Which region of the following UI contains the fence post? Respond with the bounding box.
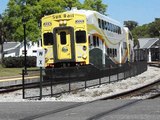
[129,65,131,78]
[109,74,111,83]
[84,67,87,89]
[85,78,87,89]
[51,68,53,97]
[69,71,71,93]
[99,78,101,86]
[39,67,43,100]
[123,66,125,79]
[22,69,25,99]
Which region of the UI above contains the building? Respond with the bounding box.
[137,38,160,62]
[2,41,41,57]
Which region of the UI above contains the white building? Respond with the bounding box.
[3,41,41,57]
[137,38,160,62]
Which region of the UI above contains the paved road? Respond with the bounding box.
[0,98,159,120]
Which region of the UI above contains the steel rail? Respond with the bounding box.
[147,93,160,99]
[101,78,160,100]
[86,79,160,120]
[19,78,160,120]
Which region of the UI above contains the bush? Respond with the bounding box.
[2,56,36,68]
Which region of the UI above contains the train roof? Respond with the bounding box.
[42,8,123,27]
[68,8,122,27]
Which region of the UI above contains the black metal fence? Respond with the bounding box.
[22,61,147,100]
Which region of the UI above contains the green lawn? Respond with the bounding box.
[0,64,38,77]
[0,64,23,77]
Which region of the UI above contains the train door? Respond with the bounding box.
[57,30,71,59]
[53,27,75,63]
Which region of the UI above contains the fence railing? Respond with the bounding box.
[22,61,147,100]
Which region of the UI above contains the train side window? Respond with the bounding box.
[98,18,101,28]
[43,33,53,45]
[76,30,86,43]
[115,49,117,57]
[102,20,105,30]
[118,27,121,34]
[106,22,109,31]
[116,26,118,33]
[112,24,114,32]
[88,36,91,45]
[109,23,111,31]
[93,36,96,47]
[104,21,107,30]
[110,48,112,57]
[113,49,115,57]
[97,37,99,46]
[107,48,109,55]
[60,31,66,44]
[111,24,113,32]
[113,25,116,33]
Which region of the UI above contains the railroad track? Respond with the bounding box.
[101,78,160,100]
[148,61,160,68]
[86,79,160,120]
[0,75,39,93]
[19,78,160,120]
[0,75,69,94]
[0,84,23,93]
[0,82,41,94]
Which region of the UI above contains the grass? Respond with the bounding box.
[0,64,38,77]
[0,64,23,77]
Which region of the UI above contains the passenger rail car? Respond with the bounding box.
[41,8,134,69]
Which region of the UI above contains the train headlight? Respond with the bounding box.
[59,20,67,25]
[44,48,48,54]
[82,54,87,59]
[83,46,87,51]
[63,20,67,25]
[59,20,63,25]
[62,46,68,52]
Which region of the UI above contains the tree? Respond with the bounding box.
[124,21,138,31]
[83,0,107,14]
[131,18,160,38]
[39,0,66,16]
[3,0,66,42]
[2,0,108,42]
[132,24,150,38]
[64,0,82,10]
[148,19,160,37]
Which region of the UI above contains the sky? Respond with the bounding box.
[0,0,8,14]
[0,0,160,25]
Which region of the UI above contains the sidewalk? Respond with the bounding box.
[0,75,22,81]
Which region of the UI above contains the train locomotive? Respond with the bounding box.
[41,8,134,78]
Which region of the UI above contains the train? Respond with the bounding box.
[41,8,134,70]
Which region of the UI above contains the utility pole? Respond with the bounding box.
[22,17,27,74]
[22,0,27,74]
[159,31,160,66]
[0,14,4,64]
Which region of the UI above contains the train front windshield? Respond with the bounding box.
[76,30,86,43]
[43,33,54,46]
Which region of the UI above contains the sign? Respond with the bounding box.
[36,49,45,67]
[43,22,52,27]
[75,20,84,24]
[52,13,74,20]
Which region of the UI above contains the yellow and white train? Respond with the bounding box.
[41,8,134,69]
